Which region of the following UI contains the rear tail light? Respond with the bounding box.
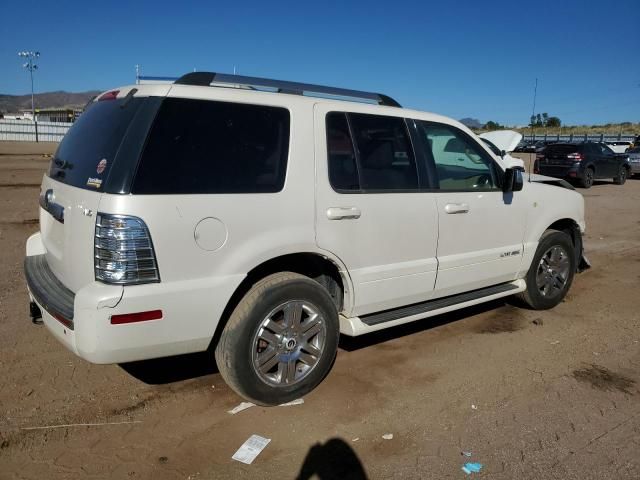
[533,160,540,174]
[535,153,545,161]
[94,213,160,285]
[567,152,583,162]
[98,90,119,101]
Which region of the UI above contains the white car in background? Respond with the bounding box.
[606,141,632,153]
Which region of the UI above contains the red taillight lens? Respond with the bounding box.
[536,153,545,161]
[98,90,120,101]
[110,310,163,325]
[533,160,540,174]
[567,152,583,162]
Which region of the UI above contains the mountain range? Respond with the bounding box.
[0,91,101,114]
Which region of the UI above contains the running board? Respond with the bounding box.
[339,280,525,336]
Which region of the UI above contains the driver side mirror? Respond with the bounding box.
[502,167,524,193]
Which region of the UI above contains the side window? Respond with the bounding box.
[417,122,497,190]
[349,113,419,191]
[597,143,613,155]
[132,98,290,194]
[326,112,359,191]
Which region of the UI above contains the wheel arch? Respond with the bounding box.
[544,218,584,272]
[208,251,352,351]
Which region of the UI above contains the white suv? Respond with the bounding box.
[25,72,588,405]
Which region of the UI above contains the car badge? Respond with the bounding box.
[96,158,107,174]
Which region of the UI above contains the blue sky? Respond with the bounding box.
[1,0,639,125]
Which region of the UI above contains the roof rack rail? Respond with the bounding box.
[174,72,401,108]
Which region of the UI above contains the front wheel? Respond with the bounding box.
[613,166,627,185]
[516,230,576,310]
[215,272,340,406]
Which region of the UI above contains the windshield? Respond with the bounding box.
[481,138,501,156]
[49,97,144,191]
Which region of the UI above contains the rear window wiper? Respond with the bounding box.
[52,157,73,170]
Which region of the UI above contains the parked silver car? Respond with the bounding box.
[627,146,640,176]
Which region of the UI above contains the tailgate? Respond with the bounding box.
[39,176,102,292]
[38,87,166,293]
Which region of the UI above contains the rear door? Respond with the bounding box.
[597,143,618,177]
[41,91,153,292]
[314,106,439,316]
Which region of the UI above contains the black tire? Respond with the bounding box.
[579,167,594,188]
[215,272,339,406]
[613,166,628,185]
[516,230,576,310]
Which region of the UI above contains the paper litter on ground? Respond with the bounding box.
[232,435,271,465]
[382,433,393,440]
[462,462,483,475]
[227,402,255,414]
[279,398,304,406]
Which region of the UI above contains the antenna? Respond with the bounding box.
[528,78,538,182]
[135,64,140,84]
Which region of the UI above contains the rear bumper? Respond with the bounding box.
[537,164,582,179]
[24,255,75,329]
[629,162,640,174]
[25,233,244,364]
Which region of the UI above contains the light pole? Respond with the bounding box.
[18,51,40,142]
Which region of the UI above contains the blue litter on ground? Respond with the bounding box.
[462,451,473,457]
[462,462,483,474]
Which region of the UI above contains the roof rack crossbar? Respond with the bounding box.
[174,72,401,107]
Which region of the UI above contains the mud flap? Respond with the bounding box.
[578,252,591,273]
[573,225,590,273]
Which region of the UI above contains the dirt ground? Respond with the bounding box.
[1,141,639,480]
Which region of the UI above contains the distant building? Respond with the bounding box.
[32,108,81,123]
[3,108,81,122]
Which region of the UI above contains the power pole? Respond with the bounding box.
[18,51,40,142]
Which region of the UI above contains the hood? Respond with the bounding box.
[479,130,523,153]
[527,173,575,190]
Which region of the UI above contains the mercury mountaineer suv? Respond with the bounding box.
[25,72,589,405]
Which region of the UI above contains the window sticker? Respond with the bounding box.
[86,177,102,188]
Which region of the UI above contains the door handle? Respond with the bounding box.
[327,207,361,220]
[444,203,470,214]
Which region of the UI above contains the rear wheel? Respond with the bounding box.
[580,167,594,188]
[613,166,628,185]
[516,230,576,310]
[215,272,339,406]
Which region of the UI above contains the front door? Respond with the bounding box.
[415,121,527,297]
[314,105,439,317]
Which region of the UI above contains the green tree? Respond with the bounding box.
[536,114,543,126]
[529,115,536,127]
[546,116,561,128]
[484,120,502,130]
[542,112,549,126]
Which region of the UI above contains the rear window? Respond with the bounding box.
[49,97,144,190]
[545,144,582,154]
[132,98,290,194]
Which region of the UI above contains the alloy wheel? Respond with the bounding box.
[252,301,326,386]
[536,246,571,298]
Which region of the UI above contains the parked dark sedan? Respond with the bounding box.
[534,142,631,188]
